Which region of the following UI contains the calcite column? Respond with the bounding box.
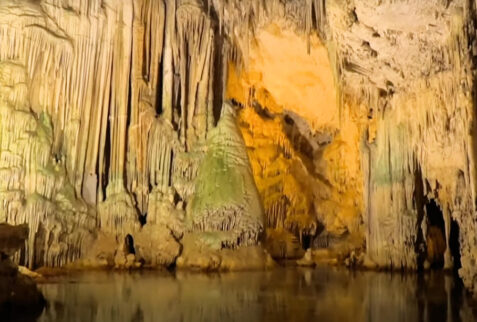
[175,0,215,150]
[127,0,166,215]
[98,0,142,235]
[108,1,133,190]
[162,0,176,123]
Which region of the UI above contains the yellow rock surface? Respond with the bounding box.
[227,22,365,246]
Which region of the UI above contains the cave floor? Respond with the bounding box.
[34,267,476,322]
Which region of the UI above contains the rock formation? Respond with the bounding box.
[0,224,45,319]
[1,0,477,294]
[187,102,263,247]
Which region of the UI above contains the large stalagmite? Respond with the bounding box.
[187,102,263,247]
[1,0,477,295]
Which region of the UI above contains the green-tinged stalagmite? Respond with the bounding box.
[187,101,264,248]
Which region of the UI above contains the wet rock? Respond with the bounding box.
[297,249,315,267]
[0,224,28,256]
[176,233,275,271]
[134,226,182,267]
[0,224,45,319]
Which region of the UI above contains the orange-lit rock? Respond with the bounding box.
[227,23,365,257]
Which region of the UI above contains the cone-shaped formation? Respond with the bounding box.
[188,102,264,247]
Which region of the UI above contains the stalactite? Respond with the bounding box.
[147,118,181,193]
[0,61,94,268]
[162,0,176,123]
[175,0,215,150]
[0,0,221,265]
[126,0,166,215]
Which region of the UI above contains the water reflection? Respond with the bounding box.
[36,267,477,322]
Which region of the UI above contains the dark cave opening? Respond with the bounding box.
[425,199,446,269]
[210,3,225,125]
[102,115,111,200]
[449,219,461,271]
[139,214,147,226]
[413,166,426,270]
[301,234,312,250]
[125,234,136,255]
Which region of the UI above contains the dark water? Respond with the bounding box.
[35,267,477,322]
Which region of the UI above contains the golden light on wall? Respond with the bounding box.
[227,22,365,257]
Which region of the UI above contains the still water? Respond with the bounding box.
[36,267,477,322]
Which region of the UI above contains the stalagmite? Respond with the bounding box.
[187,101,264,247]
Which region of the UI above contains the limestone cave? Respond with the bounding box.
[1,0,477,321]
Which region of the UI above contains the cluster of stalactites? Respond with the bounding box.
[190,206,263,248]
[0,62,94,268]
[358,7,476,270]
[0,0,334,266]
[0,0,223,237]
[126,0,166,216]
[209,0,327,67]
[174,0,217,150]
[122,0,219,225]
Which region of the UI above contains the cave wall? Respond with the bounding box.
[0,0,230,267]
[226,21,365,258]
[210,0,477,290]
[1,0,477,292]
[327,0,477,291]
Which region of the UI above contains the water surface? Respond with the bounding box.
[36,267,477,322]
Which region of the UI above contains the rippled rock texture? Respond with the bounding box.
[1,0,477,294]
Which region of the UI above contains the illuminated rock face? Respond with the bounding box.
[220,0,477,294]
[327,1,475,284]
[0,0,260,270]
[1,0,477,293]
[227,22,364,259]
